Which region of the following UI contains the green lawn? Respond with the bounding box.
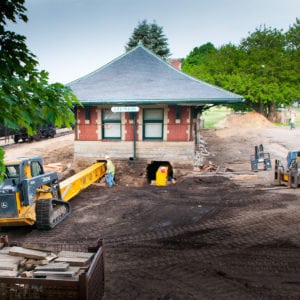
[201,106,232,129]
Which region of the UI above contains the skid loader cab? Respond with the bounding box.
[0,156,106,229]
[4,156,44,179]
[287,151,300,170]
[0,156,62,227]
[275,151,300,188]
[2,156,50,203]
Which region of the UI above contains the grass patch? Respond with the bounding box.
[202,106,232,129]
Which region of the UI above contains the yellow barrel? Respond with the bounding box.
[296,156,300,170]
[283,173,289,182]
[156,166,169,186]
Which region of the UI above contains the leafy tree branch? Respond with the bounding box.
[0,0,80,181]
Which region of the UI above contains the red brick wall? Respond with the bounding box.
[169,59,182,70]
[124,112,133,141]
[77,107,98,141]
[76,107,85,125]
[167,106,190,141]
[124,112,140,141]
[76,106,193,142]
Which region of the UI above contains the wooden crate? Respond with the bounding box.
[0,240,104,300]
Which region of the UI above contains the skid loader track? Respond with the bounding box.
[35,199,71,230]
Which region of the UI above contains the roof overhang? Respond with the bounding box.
[75,98,244,107]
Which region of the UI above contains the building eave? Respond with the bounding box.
[75,97,244,107]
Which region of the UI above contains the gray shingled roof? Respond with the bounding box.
[68,45,243,105]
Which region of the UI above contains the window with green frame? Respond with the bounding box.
[102,109,121,139]
[143,108,164,140]
[84,107,91,121]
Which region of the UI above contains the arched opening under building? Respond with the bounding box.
[146,161,174,184]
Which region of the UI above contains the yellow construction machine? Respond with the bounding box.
[0,156,106,229]
[275,151,300,188]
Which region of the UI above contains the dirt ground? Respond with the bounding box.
[2,113,300,299]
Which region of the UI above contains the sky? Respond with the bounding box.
[7,0,300,84]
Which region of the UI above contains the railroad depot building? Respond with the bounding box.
[68,45,243,167]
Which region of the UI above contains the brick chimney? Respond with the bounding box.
[169,59,182,70]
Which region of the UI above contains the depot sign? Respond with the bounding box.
[111,106,139,113]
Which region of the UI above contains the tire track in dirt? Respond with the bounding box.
[102,188,300,299]
[3,126,300,299]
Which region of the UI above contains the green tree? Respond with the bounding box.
[285,18,300,100]
[238,25,289,118]
[125,20,171,59]
[182,42,216,72]
[182,22,300,120]
[286,18,300,51]
[0,0,80,180]
[182,42,216,83]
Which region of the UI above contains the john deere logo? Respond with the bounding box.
[1,201,8,209]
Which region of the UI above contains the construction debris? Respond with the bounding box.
[9,246,51,260]
[43,162,66,173]
[200,161,219,172]
[35,262,70,271]
[55,256,91,266]
[0,245,94,279]
[33,267,81,278]
[197,161,232,173]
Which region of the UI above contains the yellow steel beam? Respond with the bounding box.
[59,162,106,202]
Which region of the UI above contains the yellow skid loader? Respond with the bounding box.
[0,156,106,229]
[275,151,300,188]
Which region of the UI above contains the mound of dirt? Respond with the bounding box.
[216,111,275,129]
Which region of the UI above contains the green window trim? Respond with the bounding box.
[143,108,164,140]
[176,106,181,120]
[84,107,91,121]
[102,109,121,140]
